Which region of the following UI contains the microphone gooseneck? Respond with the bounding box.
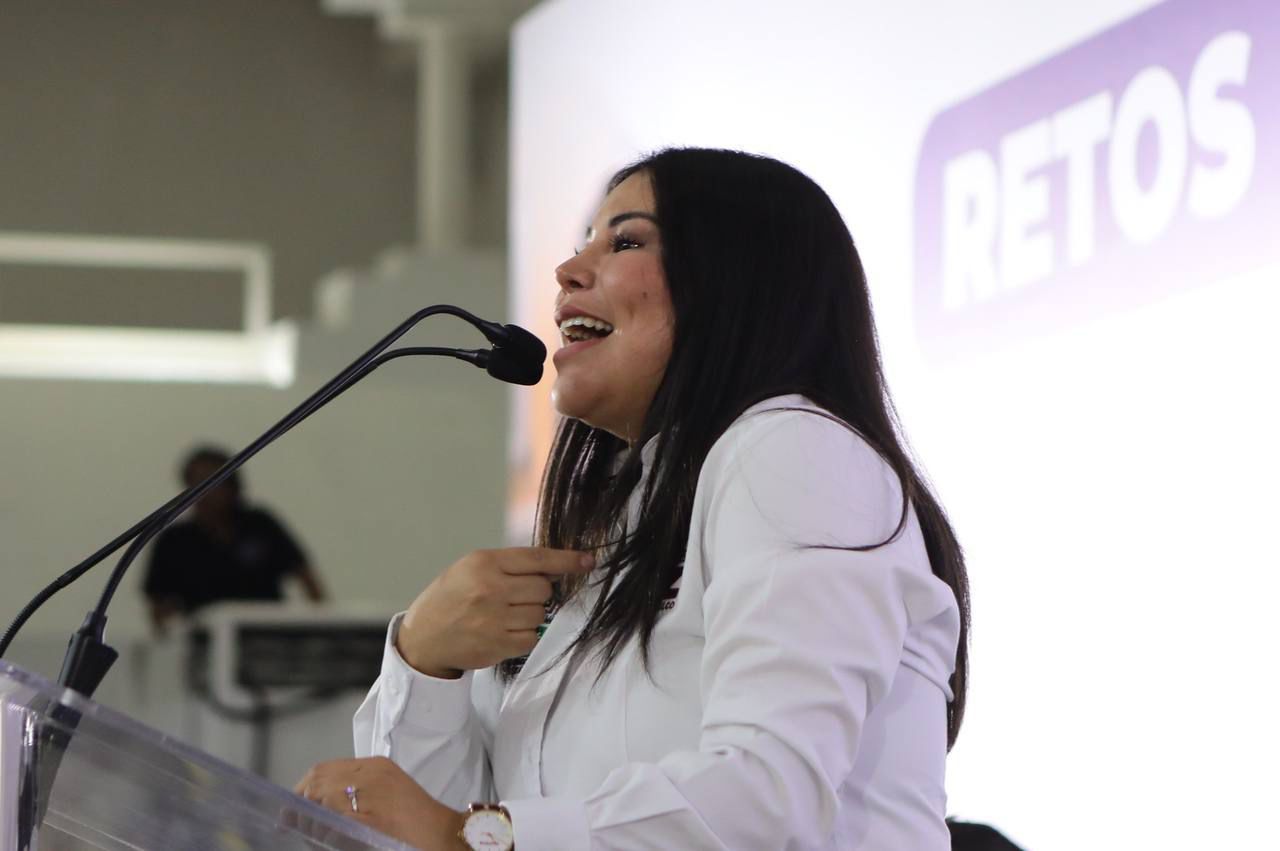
[0,306,546,697]
[3,306,544,849]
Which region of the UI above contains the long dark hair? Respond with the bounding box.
[527,148,969,747]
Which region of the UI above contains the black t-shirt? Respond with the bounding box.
[142,507,307,613]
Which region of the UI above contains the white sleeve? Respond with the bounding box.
[353,613,501,809]
[500,411,959,851]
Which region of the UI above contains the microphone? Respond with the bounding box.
[440,314,545,386]
[0,305,547,698]
[4,306,546,849]
[471,319,548,364]
[484,343,545,386]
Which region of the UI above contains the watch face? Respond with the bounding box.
[462,810,514,850]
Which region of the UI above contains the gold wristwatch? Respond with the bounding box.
[458,803,514,850]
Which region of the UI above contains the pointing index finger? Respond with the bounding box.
[497,547,595,576]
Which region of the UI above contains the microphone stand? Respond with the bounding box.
[0,304,534,685]
[59,344,484,697]
[2,305,543,850]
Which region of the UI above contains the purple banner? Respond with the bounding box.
[913,0,1280,358]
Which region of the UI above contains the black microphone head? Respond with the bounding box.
[485,346,544,386]
[472,317,547,364]
[499,324,547,364]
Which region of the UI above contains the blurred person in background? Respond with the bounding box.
[298,148,970,850]
[142,445,326,635]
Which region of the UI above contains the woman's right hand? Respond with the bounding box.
[394,547,595,679]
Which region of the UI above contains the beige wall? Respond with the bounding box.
[0,1,528,791]
[0,0,417,326]
[0,1,518,674]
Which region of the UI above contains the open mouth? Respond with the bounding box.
[558,315,615,343]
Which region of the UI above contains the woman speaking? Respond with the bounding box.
[298,148,970,850]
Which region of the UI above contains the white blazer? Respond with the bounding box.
[354,396,961,850]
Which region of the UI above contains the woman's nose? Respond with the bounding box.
[555,252,594,292]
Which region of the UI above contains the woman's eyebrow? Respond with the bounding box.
[608,211,659,228]
[585,211,660,239]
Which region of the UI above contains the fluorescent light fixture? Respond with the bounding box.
[0,323,297,387]
[0,232,296,386]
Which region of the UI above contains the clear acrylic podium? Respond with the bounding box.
[0,662,414,851]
